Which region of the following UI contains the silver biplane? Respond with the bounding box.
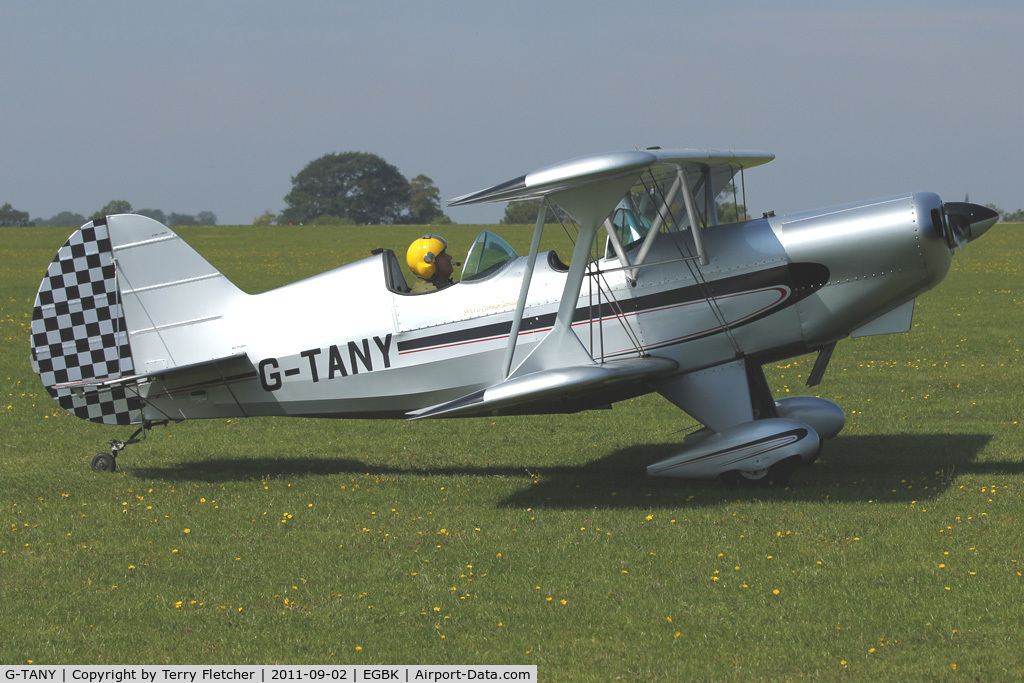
[30,148,997,484]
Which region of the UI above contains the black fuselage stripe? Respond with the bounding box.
[396,262,829,354]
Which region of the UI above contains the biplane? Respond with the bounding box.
[30,148,997,484]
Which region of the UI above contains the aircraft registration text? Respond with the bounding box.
[258,335,393,392]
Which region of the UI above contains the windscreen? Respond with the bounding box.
[461,230,519,282]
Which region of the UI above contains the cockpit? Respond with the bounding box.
[380,229,567,295]
[459,229,569,282]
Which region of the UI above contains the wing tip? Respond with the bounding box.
[448,175,528,207]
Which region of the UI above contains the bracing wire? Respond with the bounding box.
[549,197,645,361]
[638,170,743,358]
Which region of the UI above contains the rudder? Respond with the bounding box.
[31,219,140,424]
[30,214,245,425]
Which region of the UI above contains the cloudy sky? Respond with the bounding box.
[3,1,1021,225]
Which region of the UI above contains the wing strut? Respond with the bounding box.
[679,167,710,266]
[602,218,634,284]
[502,203,548,378]
[631,169,685,278]
[506,174,641,379]
[627,166,712,271]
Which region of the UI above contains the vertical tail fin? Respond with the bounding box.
[30,214,245,424]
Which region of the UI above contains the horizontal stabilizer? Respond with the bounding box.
[51,352,248,391]
[408,356,677,419]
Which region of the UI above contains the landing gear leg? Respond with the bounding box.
[90,420,171,473]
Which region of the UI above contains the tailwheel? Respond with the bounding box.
[91,452,117,473]
[88,419,172,473]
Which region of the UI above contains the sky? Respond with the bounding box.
[3,0,1022,225]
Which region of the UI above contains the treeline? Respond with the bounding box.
[0,200,217,227]
[9,153,1024,229]
[1,151,447,228]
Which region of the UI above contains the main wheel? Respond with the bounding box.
[721,456,796,488]
[91,452,117,473]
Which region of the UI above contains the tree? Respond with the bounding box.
[167,212,198,227]
[196,211,218,226]
[715,182,750,223]
[136,208,167,223]
[715,200,749,223]
[91,200,133,222]
[37,210,86,227]
[253,210,277,226]
[501,198,567,225]
[280,152,412,225]
[408,174,444,224]
[0,203,31,227]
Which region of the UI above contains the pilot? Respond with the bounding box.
[407,234,454,293]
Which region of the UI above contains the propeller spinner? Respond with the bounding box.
[943,202,999,247]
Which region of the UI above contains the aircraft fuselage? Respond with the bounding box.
[135,192,951,423]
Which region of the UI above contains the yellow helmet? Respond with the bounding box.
[406,234,448,279]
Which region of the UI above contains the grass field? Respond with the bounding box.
[1,222,1022,679]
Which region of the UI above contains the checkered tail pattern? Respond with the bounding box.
[30,219,143,425]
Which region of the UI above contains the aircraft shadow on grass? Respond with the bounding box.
[130,432,1009,509]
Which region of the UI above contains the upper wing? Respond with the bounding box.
[449,148,774,210]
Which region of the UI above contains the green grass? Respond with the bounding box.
[1,223,1022,679]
